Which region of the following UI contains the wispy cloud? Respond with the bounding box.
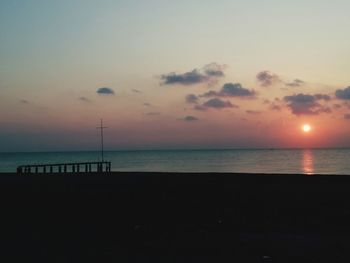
[183,115,199,122]
[270,104,282,111]
[145,112,161,116]
[160,63,225,86]
[201,83,255,98]
[185,94,199,104]
[264,98,283,111]
[286,79,305,87]
[20,99,29,104]
[246,110,261,115]
[195,98,238,111]
[257,71,306,88]
[257,71,281,87]
[78,97,92,103]
[333,103,342,109]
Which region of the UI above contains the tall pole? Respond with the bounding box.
[101,119,104,162]
[96,119,108,162]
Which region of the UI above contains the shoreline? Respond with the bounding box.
[1,171,350,183]
[1,171,350,175]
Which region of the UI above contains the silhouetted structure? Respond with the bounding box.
[96,119,108,162]
[17,161,111,174]
[16,120,113,174]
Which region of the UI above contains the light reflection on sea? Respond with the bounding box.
[302,150,314,175]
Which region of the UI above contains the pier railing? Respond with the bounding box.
[17,161,112,174]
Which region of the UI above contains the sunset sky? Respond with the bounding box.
[1,0,350,152]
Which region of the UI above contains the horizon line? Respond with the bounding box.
[2,147,350,154]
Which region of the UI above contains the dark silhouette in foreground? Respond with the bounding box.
[17,161,111,174]
[1,172,350,262]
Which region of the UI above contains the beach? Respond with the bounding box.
[1,172,350,262]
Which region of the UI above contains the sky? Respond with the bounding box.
[1,0,350,152]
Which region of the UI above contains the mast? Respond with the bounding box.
[96,119,108,162]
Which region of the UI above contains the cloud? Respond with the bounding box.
[246,110,261,115]
[283,93,332,115]
[257,71,306,88]
[194,105,207,111]
[257,71,281,87]
[203,98,235,109]
[160,63,225,86]
[97,87,115,95]
[335,87,350,100]
[161,70,204,85]
[195,98,238,111]
[286,79,305,87]
[202,83,255,98]
[270,104,282,111]
[146,112,161,116]
[78,97,91,103]
[333,103,342,109]
[264,98,283,111]
[186,94,199,104]
[183,116,199,122]
[202,63,226,77]
[317,107,332,114]
[314,94,331,101]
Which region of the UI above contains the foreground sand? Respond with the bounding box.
[1,172,350,262]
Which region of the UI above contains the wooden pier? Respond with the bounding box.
[17,161,112,174]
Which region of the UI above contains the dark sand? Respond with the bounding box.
[1,172,350,262]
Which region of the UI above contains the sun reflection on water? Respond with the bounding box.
[302,149,314,175]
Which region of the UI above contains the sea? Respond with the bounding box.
[0,148,350,174]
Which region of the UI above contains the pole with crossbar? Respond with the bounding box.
[96,119,108,162]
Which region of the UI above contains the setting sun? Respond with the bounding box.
[302,124,312,133]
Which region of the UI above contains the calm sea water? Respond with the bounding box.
[1,149,350,174]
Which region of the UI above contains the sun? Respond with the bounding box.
[302,124,311,133]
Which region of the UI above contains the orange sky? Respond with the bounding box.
[1,1,350,151]
[1,67,350,152]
